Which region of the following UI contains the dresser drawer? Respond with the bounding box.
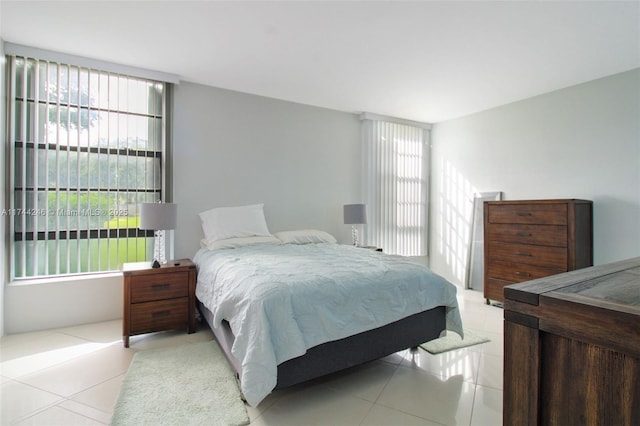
[130,272,189,303]
[487,260,566,283]
[487,241,568,269]
[486,224,567,247]
[485,277,514,302]
[130,298,188,334]
[487,203,567,225]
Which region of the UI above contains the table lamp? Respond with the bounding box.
[343,204,367,246]
[139,202,177,268]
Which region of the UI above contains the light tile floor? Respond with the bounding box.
[1,289,503,425]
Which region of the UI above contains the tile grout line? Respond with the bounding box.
[57,398,113,425]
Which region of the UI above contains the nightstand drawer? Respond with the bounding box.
[130,272,189,303]
[130,298,188,334]
[487,203,568,225]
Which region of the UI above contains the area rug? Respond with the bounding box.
[420,329,490,354]
[111,341,249,426]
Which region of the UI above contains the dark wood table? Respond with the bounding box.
[503,257,640,425]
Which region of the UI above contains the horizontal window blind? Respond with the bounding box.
[363,118,429,256]
[8,55,165,278]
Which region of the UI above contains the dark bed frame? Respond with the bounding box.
[197,299,446,391]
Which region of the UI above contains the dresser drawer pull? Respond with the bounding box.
[516,212,532,217]
[152,310,171,318]
[515,252,532,257]
[515,272,531,277]
[152,284,171,291]
[516,232,532,237]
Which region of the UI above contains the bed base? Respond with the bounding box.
[197,299,446,391]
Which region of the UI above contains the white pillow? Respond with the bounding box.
[274,229,337,244]
[199,204,272,242]
[200,235,281,250]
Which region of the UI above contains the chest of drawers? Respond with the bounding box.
[122,259,197,347]
[483,199,593,304]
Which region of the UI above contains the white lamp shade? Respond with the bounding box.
[344,204,367,225]
[139,203,177,230]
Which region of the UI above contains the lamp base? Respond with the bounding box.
[153,230,167,267]
[351,225,360,247]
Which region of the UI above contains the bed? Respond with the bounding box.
[193,236,463,407]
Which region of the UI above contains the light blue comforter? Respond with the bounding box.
[194,243,462,406]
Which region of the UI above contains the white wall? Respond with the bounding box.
[4,274,123,334]
[429,69,640,286]
[172,82,362,259]
[1,39,6,336]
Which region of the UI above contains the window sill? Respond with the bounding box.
[9,271,123,287]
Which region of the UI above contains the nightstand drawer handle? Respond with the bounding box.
[515,252,532,257]
[515,271,531,277]
[516,232,532,237]
[152,310,171,318]
[516,212,532,217]
[152,284,171,291]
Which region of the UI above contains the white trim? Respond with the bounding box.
[360,112,432,130]
[9,270,122,287]
[4,42,180,83]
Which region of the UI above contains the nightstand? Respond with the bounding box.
[358,245,383,252]
[122,259,197,347]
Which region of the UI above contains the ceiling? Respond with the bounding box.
[1,1,639,123]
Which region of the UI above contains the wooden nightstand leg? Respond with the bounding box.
[187,268,197,334]
[124,335,130,348]
[187,310,196,334]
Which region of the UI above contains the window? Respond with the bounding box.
[362,114,430,256]
[7,55,166,279]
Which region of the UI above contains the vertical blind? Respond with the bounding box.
[8,55,165,278]
[362,118,430,256]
